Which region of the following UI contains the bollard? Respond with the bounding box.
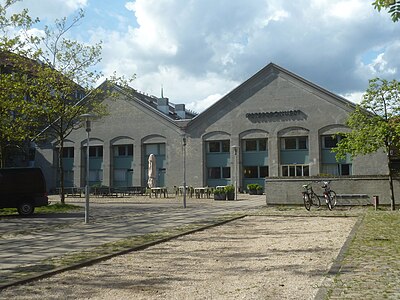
[372,195,379,210]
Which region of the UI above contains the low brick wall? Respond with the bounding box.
[265,176,400,206]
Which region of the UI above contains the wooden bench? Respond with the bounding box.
[117,186,146,196]
[335,194,370,206]
[92,187,120,197]
[56,187,83,197]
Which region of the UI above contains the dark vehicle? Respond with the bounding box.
[0,168,48,216]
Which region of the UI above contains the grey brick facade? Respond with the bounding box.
[35,63,390,194]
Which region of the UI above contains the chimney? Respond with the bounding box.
[157,97,169,114]
[175,104,186,119]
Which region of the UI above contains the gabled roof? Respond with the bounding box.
[112,83,197,121]
[187,62,357,127]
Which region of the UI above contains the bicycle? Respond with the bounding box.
[302,182,321,211]
[321,181,337,210]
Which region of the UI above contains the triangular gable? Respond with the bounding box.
[187,63,357,129]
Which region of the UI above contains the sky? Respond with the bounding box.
[7,0,400,113]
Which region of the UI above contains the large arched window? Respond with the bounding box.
[319,125,352,176]
[240,129,269,189]
[203,131,231,187]
[111,137,134,187]
[278,127,309,177]
[142,135,167,187]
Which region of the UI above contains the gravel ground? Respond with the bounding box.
[0,215,357,300]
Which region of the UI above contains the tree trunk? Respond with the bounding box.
[0,143,5,168]
[388,163,396,211]
[387,148,396,211]
[58,141,65,204]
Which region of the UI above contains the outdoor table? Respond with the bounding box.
[178,186,189,195]
[194,187,210,198]
[150,187,168,198]
[178,186,194,197]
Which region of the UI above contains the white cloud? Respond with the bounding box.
[187,94,224,113]
[340,92,364,104]
[8,0,400,113]
[328,0,366,20]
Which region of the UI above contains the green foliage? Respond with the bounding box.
[247,183,262,191]
[0,3,133,198]
[224,185,235,193]
[0,203,81,215]
[214,187,226,195]
[334,78,400,160]
[328,210,400,297]
[333,78,400,210]
[373,0,400,22]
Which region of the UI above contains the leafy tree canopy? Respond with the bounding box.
[373,0,400,22]
[334,78,400,210]
[334,78,400,159]
[0,1,133,202]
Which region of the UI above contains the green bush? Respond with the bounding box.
[224,185,235,193]
[214,187,225,195]
[247,183,261,191]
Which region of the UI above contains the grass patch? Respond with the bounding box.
[36,203,81,213]
[0,203,81,216]
[328,209,400,298]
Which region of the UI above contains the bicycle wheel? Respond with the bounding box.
[326,192,335,210]
[328,190,337,209]
[310,192,321,208]
[303,193,311,211]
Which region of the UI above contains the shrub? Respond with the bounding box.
[247,183,261,191]
[224,185,235,193]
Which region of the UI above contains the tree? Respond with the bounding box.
[334,78,400,211]
[1,2,133,203]
[24,10,108,204]
[0,1,42,167]
[373,0,400,22]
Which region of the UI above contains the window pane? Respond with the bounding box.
[114,169,126,181]
[63,170,73,181]
[245,140,257,151]
[127,144,133,156]
[222,167,231,178]
[243,166,258,178]
[62,147,74,158]
[341,164,351,175]
[303,165,309,176]
[97,146,103,157]
[296,165,302,176]
[208,141,220,152]
[321,164,339,176]
[324,136,338,148]
[89,170,98,181]
[89,147,97,157]
[159,144,165,155]
[146,144,158,155]
[118,145,126,156]
[221,140,230,152]
[259,139,267,151]
[282,166,288,176]
[259,166,268,177]
[208,167,220,179]
[284,138,297,150]
[298,137,307,149]
[62,147,68,158]
[289,166,295,176]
